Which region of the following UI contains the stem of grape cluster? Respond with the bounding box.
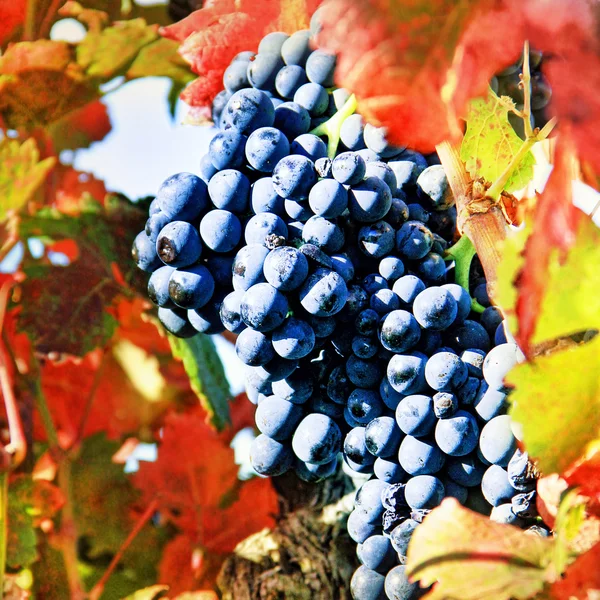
[309,94,358,158]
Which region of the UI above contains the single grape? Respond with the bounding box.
[245,127,290,172]
[479,415,517,467]
[386,352,427,395]
[299,268,348,316]
[156,172,208,221]
[292,413,342,464]
[168,264,215,309]
[395,395,436,437]
[250,433,294,476]
[255,396,303,440]
[156,221,202,268]
[434,410,479,456]
[404,475,445,510]
[235,328,275,366]
[199,210,242,253]
[272,317,315,359]
[148,265,176,307]
[293,82,329,116]
[272,154,317,199]
[398,436,445,476]
[208,129,247,170]
[240,283,289,332]
[273,101,311,139]
[290,133,328,161]
[158,307,196,338]
[395,221,434,260]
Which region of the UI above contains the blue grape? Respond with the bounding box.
[272,317,315,359]
[358,221,395,258]
[365,416,402,458]
[473,283,490,307]
[299,268,348,316]
[442,477,468,504]
[245,368,273,397]
[404,475,445,509]
[348,177,393,223]
[464,487,492,516]
[483,343,524,391]
[344,427,376,467]
[156,172,208,221]
[295,456,338,482]
[416,165,453,210]
[386,196,410,227]
[424,351,468,391]
[293,82,329,116]
[490,503,523,526]
[221,88,275,135]
[240,283,288,332]
[290,133,328,161]
[481,306,504,335]
[286,220,304,242]
[392,275,426,307]
[495,322,509,345]
[255,396,303,440]
[244,213,288,246]
[355,479,389,522]
[148,197,160,216]
[347,388,384,424]
[374,457,407,484]
[387,160,419,192]
[223,59,250,94]
[352,335,378,359]
[251,177,284,215]
[435,410,479,456]
[208,129,247,170]
[479,415,517,467]
[415,252,446,283]
[415,330,443,356]
[248,130,291,174]
[395,395,436,437]
[187,293,226,335]
[158,307,196,338]
[263,246,309,291]
[447,319,491,352]
[365,161,398,195]
[386,352,427,395]
[363,274,388,295]
[250,433,294,476]
[332,151,366,185]
[379,256,405,284]
[208,169,250,213]
[380,377,404,410]
[389,520,418,558]
[407,203,430,223]
[272,372,313,404]
[445,454,486,487]
[356,148,381,163]
[379,310,421,353]
[395,221,434,260]
[247,52,284,92]
[364,123,404,158]
[281,29,312,66]
[156,221,202,268]
[132,231,162,272]
[235,328,274,366]
[341,285,369,320]
[384,565,417,599]
[370,289,400,314]
[199,153,218,184]
[412,286,458,331]
[232,244,270,291]
[168,264,215,309]
[302,216,345,252]
[199,210,241,253]
[432,391,458,419]
[305,49,336,86]
[292,413,342,464]
[460,348,486,377]
[273,102,311,139]
[355,308,379,337]
[272,155,317,199]
[511,490,537,519]
[148,265,175,307]
[315,156,333,178]
[481,464,515,506]
[457,376,480,406]
[507,449,536,492]
[326,365,351,404]
[284,198,312,221]
[275,64,308,98]
[358,535,396,573]
[340,114,366,150]
[346,356,382,388]
[398,436,445,476]
[258,31,289,54]
[219,290,246,334]
[211,89,230,127]
[348,510,382,544]
[145,211,171,243]
[300,243,334,269]
[307,314,337,338]
[330,253,355,282]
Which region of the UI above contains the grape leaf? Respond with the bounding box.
[406,498,556,600]
[161,0,319,110]
[460,89,535,192]
[507,335,600,476]
[0,0,26,46]
[550,542,600,600]
[133,407,278,553]
[126,37,194,84]
[76,18,159,79]
[167,334,231,431]
[121,587,169,600]
[564,444,600,510]
[0,139,56,221]
[47,101,112,153]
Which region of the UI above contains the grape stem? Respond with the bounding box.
[444,235,486,313]
[309,94,358,158]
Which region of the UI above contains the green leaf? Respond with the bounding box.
[508,334,600,476]
[121,586,169,600]
[6,478,37,569]
[76,18,159,79]
[460,88,535,192]
[126,37,193,85]
[168,334,232,431]
[0,139,56,220]
[406,499,556,600]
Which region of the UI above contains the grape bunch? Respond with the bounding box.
[132,21,546,600]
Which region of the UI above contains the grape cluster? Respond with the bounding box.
[132,23,547,600]
[492,48,552,139]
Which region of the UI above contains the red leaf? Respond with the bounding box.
[0,1,26,46]
[514,135,580,353]
[133,407,277,553]
[550,542,600,600]
[161,0,319,111]
[564,447,600,511]
[51,165,108,211]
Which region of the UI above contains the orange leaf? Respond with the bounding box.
[161,0,319,110]
[565,447,600,512]
[134,407,277,553]
[550,542,600,600]
[0,1,26,46]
